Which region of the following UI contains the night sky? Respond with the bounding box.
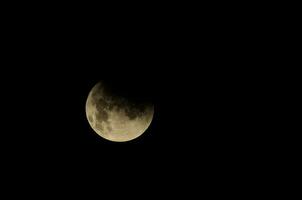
[2,51,256,182]
[0,8,269,196]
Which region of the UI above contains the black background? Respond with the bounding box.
[0,4,277,196]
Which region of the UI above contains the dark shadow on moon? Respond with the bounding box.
[124,104,152,120]
[92,82,153,121]
[86,80,154,142]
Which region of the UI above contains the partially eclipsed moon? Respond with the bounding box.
[86,81,154,142]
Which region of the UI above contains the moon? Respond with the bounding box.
[86,81,154,142]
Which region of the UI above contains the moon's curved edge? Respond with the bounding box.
[85,82,155,142]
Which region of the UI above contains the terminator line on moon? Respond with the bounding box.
[86,81,154,142]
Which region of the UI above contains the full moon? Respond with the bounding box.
[86,81,154,142]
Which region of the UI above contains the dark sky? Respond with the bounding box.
[0,8,271,196]
[2,48,257,177]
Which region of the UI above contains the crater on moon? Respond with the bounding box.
[86,81,154,142]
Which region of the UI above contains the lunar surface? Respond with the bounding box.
[86,81,154,142]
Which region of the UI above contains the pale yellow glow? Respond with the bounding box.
[86,82,154,142]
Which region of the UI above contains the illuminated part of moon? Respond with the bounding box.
[86,82,154,142]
